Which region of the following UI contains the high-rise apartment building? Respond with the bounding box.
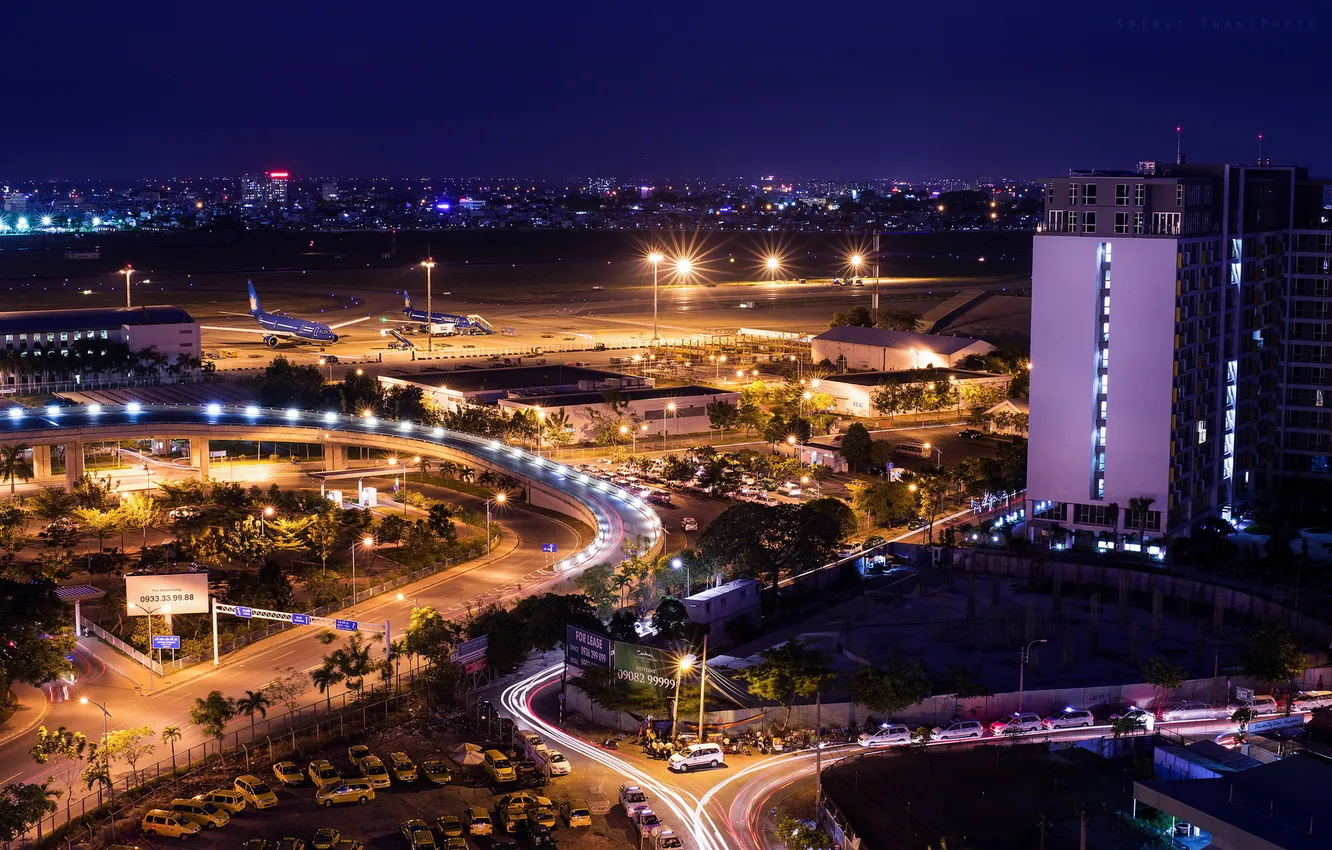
[1026,162,1328,547]
[240,171,289,207]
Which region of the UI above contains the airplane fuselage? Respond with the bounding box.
[253,310,339,344]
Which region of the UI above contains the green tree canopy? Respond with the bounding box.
[849,660,933,715]
[734,639,833,728]
[189,691,236,743]
[839,423,873,470]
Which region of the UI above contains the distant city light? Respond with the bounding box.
[91,217,101,226]
[39,216,52,226]
[436,203,450,210]
[675,258,693,275]
[15,218,28,231]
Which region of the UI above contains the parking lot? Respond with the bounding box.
[126,722,637,850]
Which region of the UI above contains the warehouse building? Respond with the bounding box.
[812,326,995,372]
[819,368,1011,417]
[378,364,649,413]
[0,305,201,390]
[498,384,740,442]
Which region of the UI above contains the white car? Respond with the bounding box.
[857,724,912,748]
[680,517,699,532]
[1107,706,1156,731]
[1241,695,1279,715]
[1041,708,1095,730]
[618,783,650,815]
[931,720,983,740]
[1291,690,1332,710]
[667,742,726,772]
[540,750,571,776]
[1158,701,1233,722]
[632,809,666,839]
[778,483,803,498]
[989,712,1043,735]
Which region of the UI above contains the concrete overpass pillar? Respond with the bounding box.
[190,438,210,481]
[325,443,348,472]
[31,445,52,480]
[63,442,84,489]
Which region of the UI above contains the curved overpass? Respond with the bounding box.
[0,402,662,572]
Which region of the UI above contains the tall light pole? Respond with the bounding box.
[670,653,697,741]
[922,442,943,469]
[351,535,374,612]
[485,492,506,561]
[648,252,664,343]
[665,402,676,443]
[79,697,115,838]
[765,255,782,280]
[129,602,170,691]
[121,265,134,309]
[421,258,437,353]
[849,253,864,285]
[260,505,274,535]
[1018,638,1048,710]
[672,557,689,596]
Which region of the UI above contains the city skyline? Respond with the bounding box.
[5,1,1325,179]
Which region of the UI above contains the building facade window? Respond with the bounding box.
[1083,211,1097,233]
[1134,184,1145,206]
[1114,212,1129,233]
[1115,184,1129,206]
[1083,184,1098,205]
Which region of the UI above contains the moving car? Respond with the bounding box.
[421,758,452,785]
[1242,695,1279,714]
[989,712,1044,735]
[667,742,726,772]
[1107,706,1156,731]
[315,780,375,807]
[234,775,278,809]
[141,809,203,839]
[958,429,983,439]
[309,760,342,789]
[168,799,230,829]
[347,745,372,769]
[632,809,665,839]
[931,720,984,740]
[1158,701,1233,722]
[463,806,494,836]
[311,829,341,850]
[1292,690,1332,710]
[389,752,418,782]
[857,724,912,747]
[272,761,304,786]
[192,789,246,813]
[435,814,464,838]
[359,755,391,788]
[1042,708,1095,730]
[653,830,685,850]
[618,783,650,814]
[561,799,591,828]
[401,819,436,850]
[680,517,699,532]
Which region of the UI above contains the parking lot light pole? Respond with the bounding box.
[1018,638,1048,710]
[486,493,507,561]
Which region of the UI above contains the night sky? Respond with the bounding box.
[8,1,1327,179]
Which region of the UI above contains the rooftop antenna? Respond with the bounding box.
[1175,126,1182,165]
[1257,133,1264,165]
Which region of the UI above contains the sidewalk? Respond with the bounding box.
[0,684,51,746]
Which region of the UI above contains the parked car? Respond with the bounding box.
[1291,690,1332,710]
[315,781,374,807]
[347,745,372,769]
[561,800,592,828]
[1158,701,1233,722]
[272,761,304,786]
[400,820,436,850]
[168,799,230,829]
[311,829,341,850]
[989,712,1044,735]
[234,775,278,809]
[1241,694,1279,715]
[539,749,571,776]
[668,742,726,772]
[309,760,342,789]
[141,809,203,839]
[653,830,685,850]
[421,758,452,785]
[435,815,464,838]
[192,789,247,814]
[932,720,984,740]
[857,724,912,748]
[388,752,418,782]
[1107,706,1156,731]
[463,806,493,836]
[633,809,666,839]
[618,783,650,814]
[359,755,391,788]
[1042,708,1096,730]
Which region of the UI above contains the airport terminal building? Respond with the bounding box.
[0,305,201,390]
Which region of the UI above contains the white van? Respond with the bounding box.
[1242,695,1279,715]
[931,720,984,740]
[895,441,930,458]
[857,724,912,748]
[668,742,726,772]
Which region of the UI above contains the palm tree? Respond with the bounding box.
[458,465,475,483]
[235,689,271,738]
[477,470,497,487]
[0,445,33,496]
[1128,496,1156,548]
[330,634,375,693]
[161,725,182,773]
[310,663,344,710]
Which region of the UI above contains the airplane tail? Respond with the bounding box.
[247,280,261,315]
[402,291,413,313]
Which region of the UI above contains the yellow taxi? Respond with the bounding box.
[272,760,304,787]
[526,803,557,829]
[560,799,591,828]
[388,752,418,782]
[310,828,341,850]
[192,789,247,814]
[421,758,452,785]
[462,806,493,836]
[141,809,203,839]
[434,814,463,838]
[308,760,342,789]
[315,780,375,807]
[168,798,230,829]
[441,839,467,850]
[359,755,391,788]
[400,819,436,850]
[234,774,279,809]
[346,744,372,769]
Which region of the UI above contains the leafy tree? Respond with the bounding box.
[0,505,25,552]
[98,726,155,786]
[1110,714,1146,739]
[28,726,88,815]
[265,668,307,722]
[384,384,440,425]
[328,634,378,692]
[116,492,159,549]
[1142,656,1188,707]
[464,605,527,671]
[235,689,271,737]
[72,507,121,554]
[706,399,739,432]
[849,660,932,715]
[340,369,384,414]
[762,414,789,446]
[805,497,857,538]
[697,503,839,586]
[253,355,336,409]
[427,503,456,541]
[829,306,873,328]
[404,605,463,663]
[189,690,237,746]
[310,663,344,710]
[0,446,33,496]
[939,663,991,709]
[839,423,873,471]
[228,559,294,610]
[875,307,921,332]
[511,593,601,652]
[774,810,834,850]
[161,725,182,773]
[735,639,833,729]
[607,609,639,642]
[540,408,574,448]
[652,596,690,640]
[0,578,76,697]
[70,473,117,510]
[1238,624,1306,708]
[28,487,75,523]
[377,513,407,544]
[223,516,275,567]
[0,782,58,843]
[574,562,617,618]
[868,439,896,471]
[304,511,342,574]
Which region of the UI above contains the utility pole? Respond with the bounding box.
[872,230,880,316]
[814,689,823,814]
[1037,814,1048,850]
[697,636,708,742]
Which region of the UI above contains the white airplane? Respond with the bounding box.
[201,282,374,348]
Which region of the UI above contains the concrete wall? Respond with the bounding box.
[125,322,202,361]
[812,339,993,372]
[499,390,740,442]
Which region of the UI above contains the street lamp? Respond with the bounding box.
[260,505,274,535]
[351,536,375,612]
[120,265,134,309]
[318,357,334,380]
[922,442,943,469]
[78,697,115,836]
[787,434,803,466]
[129,602,170,691]
[1018,639,1048,711]
[672,557,689,596]
[665,402,677,441]
[647,252,664,343]
[670,653,697,741]
[421,258,437,353]
[848,253,864,283]
[765,255,782,279]
[485,493,507,561]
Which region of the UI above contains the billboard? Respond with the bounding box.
[565,625,612,671]
[613,641,683,692]
[124,572,209,615]
[451,635,489,665]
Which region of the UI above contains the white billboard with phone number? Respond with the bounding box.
[124,573,209,615]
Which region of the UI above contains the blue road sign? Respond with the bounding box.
[152,635,181,650]
[235,606,253,618]
[541,543,558,553]
[335,619,358,631]
[63,654,75,661]
[291,613,311,626]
